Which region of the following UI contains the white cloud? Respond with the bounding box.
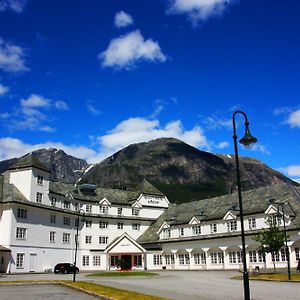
[248,143,270,155]
[87,102,101,116]
[3,93,69,132]
[21,94,51,108]
[99,30,167,70]
[0,137,96,161]
[54,100,69,110]
[167,0,236,25]
[203,115,231,130]
[96,117,211,161]
[0,83,9,96]
[0,0,27,13]
[0,37,28,72]
[114,11,134,28]
[280,165,300,177]
[216,141,229,149]
[286,109,300,128]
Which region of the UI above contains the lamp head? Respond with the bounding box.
[239,122,257,147]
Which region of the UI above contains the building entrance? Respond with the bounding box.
[120,255,132,270]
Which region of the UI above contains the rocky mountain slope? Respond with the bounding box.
[0,148,89,183]
[78,138,298,203]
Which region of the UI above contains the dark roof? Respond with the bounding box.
[135,179,165,196]
[1,181,29,203]
[9,153,50,172]
[48,179,166,205]
[138,183,300,244]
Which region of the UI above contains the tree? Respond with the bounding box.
[254,218,286,273]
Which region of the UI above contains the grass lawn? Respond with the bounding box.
[250,273,300,281]
[86,271,158,277]
[63,281,169,300]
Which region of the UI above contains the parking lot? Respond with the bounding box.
[1,270,300,300]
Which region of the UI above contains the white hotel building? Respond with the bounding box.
[0,154,300,273]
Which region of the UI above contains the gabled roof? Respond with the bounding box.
[9,153,50,173]
[138,183,300,245]
[0,245,10,252]
[135,179,165,196]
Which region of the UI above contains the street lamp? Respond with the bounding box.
[232,110,257,300]
[276,202,291,280]
[73,209,85,282]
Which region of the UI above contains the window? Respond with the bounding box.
[63,200,71,210]
[85,235,92,244]
[99,221,108,229]
[86,204,92,213]
[51,197,57,207]
[82,255,89,266]
[50,231,56,243]
[16,227,27,239]
[117,207,123,216]
[36,192,43,203]
[50,214,56,224]
[229,251,243,264]
[163,228,171,238]
[37,175,43,185]
[258,250,266,263]
[280,248,288,262]
[63,217,71,226]
[192,225,201,235]
[16,253,24,268]
[210,223,217,233]
[132,207,140,216]
[295,247,300,261]
[93,256,101,266]
[99,236,108,244]
[62,233,70,243]
[179,254,190,265]
[132,223,140,231]
[99,205,108,214]
[249,250,257,263]
[165,254,175,265]
[268,215,282,226]
[248,218,256,229]
[85,220,92,228]
[117,222,123,230]
[74,202,79,211]
[179,228,184,237]
[153,254,162,265]
[133,255,142,266]
[211,252,224,264]
[111,256,119,267]
[194,253,206,265]
[17,208,27,219]
[227,220,237,232]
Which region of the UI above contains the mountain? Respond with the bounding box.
[0,148,89,183]
[78,138,298,204]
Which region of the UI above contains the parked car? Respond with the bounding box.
[54,263,79,274]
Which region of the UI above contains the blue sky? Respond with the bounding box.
[0,0,300,182]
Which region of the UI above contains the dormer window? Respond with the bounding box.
[37,175,44,185]
[132,207,140,216]
[179,228,184,237]
[268,215,282,226]
[99,205,108,215]
[248,218,256,229]
[118,207,123,216]
[51,197,57,207]
[163,228,171,238]
[192,225,201,235]
[86,204,92,213]
[227,220,237,232]
[63,200,71,210]
[210,223,217,233]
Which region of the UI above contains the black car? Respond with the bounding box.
[54,263,79,274]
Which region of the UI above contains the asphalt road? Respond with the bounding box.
[1,271,300,300]
[0,284,97,300]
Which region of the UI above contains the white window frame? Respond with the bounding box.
[93,256,101,266]
[153,254,162,265]
[50,231,56,243]
[117,222,123,230]
[16,253,25,268]
[99,221,108,229]
[17,208,27,219]
[62,233,70,244]
[16,227,27,240]
[63,217,71,226]
[36,192,43,203]
[132,207,140,216]
[86,204,92,213]
[85,220,92,228]
[51,197,57,207]
[82,255,90,266]
[192,225,201,235]
[85,235,92,244]
[132,223,140,231]
[210,223,217,233]
[37,175,44,185]
[99,236,108,244]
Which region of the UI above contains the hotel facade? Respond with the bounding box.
[0,154,300,273]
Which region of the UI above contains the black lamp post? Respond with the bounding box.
[276,202,291,280]
[73,209,85,282]
[232,110,257,300]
